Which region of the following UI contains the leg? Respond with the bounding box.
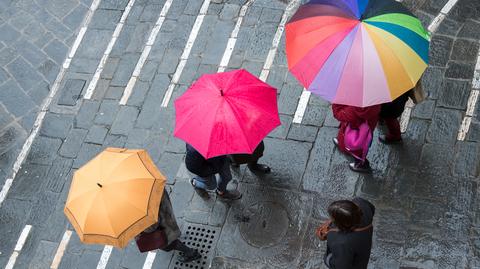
[216,160,242,200]
[167,240,201,263]
[381,117,402,143]
[191,175,217,191]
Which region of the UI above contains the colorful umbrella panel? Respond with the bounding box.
[286,0,429,107]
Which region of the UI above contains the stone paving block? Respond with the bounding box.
[27,240,58,269]
[73,142,103,168]
[412,99,435,119]
[323,108,340,127]
[414,173,457,203]
[165,0,187,19]
[426,108,462,144]
[0,47,17,66]
[59,128,88,158]
[445,61,476,79]
[43,39,68,65]
[419,0,449,15]
[259,7,283,23]
[76,249,103,269]
[91,78,111,100]
[278,84,303,115]
[165,136,185,154]
[27,136,62,165]
[301,105,328,127]
[219,3,240,20]
[0,23,21,45]
[429,35,454,67]
[438,79,470,109]
[6,56,44,91]
[23,21,47,43]
[85,125,108,144]
[450,39,480,62]
[40,112,74,139]
[103,134,127,148]
[104,86,124,100]
[90,9,122,30]
[75,100,100,129]
[0,198,32,268]
[267,114,291,139]
[245,23,277,61]
[14,38,49,67]
[201,20,234,65]
[34,31,55,48]
[70,57,100,74]
[126,23,151,53]
[45,157,73,193]
[0,66,9,84]
[287,124,318,142]
[126,80,149,107]
[448,0,480,23]
[265,65,287,90]
[0,123,26,155]
[44,17,73,42]
[210,257,271,269]
[9,163,49,201]
[58,252,80,269]
[242,137,311,190]
[94,99,119,126]
[419,143,455,176]
[27,190,60,227]
[368,240,403,269]
[216,183,312,268]
[0,106,14,131]
[111,53,141,86]
[76,29,113,59]
[157,152,184,184]
[9,10,35,31]
[37,59,60,84]
[110,105,139,135]
[125,128,150,147]
[170,179,195,220]
[453,142,480,178]
[98,0,129,10]
[110,25,135,56]
[139,4,163,22]
[467,120,480,142]
[324,150,359,197]
[182,0,203,15]
[58,79,86,106]
[436,17,462,36]
[458,19,480,40]
[100,57,120,80]
[62,3,89,30]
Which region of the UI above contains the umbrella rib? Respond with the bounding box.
[223,98,254,153]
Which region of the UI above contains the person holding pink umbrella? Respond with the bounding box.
[174,69,281,198]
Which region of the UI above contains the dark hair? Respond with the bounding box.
[327,200,363,232]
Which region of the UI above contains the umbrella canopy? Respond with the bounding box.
[174,69,281,159]
[64,148,166,248]
[286,0,429,107]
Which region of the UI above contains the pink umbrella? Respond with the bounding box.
[174,69,281,159]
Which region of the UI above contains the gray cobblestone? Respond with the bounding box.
[73,142,102,168]
[438,79,470,109]
[445,61,475,79]
[426,108,462,144]
[75,100,100,129]
[0,79,37,117]
[59,128,88,158]
[110,105,139,135]
[7,56,44,91]
[90,9,123,30]
[85,125,108,144]
[40,113,74,139]
[94,99,119,126]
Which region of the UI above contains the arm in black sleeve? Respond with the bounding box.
[330,242,355,269]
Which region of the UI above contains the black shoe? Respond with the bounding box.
[349,160,371,173]
[333,137,339,147]
[178,250,201,263]
[378,135,402,145]
[248,163,271,173]
[216,189,242,200]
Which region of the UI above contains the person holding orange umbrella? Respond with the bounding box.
[174,69,281,198]
[64,148,200,263]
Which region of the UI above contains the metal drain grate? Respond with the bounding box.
[169,223,220,269]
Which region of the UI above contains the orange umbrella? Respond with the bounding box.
[64,148,166,248]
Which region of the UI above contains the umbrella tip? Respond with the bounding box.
[97,183,103,188]
[220,89,224,96]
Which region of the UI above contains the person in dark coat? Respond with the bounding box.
[332,104,381,173]
[229,141,271,173]
[137,191,201,262]
[185,144,242,200]
[324,197,375,269]
[379,90,412,144]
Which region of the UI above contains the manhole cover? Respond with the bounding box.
[169,223,220,269]
[239,201,289,248]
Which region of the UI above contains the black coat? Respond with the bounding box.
[228,141,265,165]
[185,144,228,177]
[380,91,411,119]
[325,197,375,269]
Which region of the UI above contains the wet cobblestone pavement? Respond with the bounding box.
[0,0,480,268]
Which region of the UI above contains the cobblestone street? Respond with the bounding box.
[0,0,480,268]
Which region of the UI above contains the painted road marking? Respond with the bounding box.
[5,225,33,269]
[119,0,174,105]
[457,49,480,140]
[217,0,254,73]
[0,0,102,208]
[50,230,73,269]
[84,0,137,99]
[259,0,300,82]
[160,0,212,107]
[142,251,157,269]
[96,246,113,269]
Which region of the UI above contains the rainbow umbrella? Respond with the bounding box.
[286,0,429,107]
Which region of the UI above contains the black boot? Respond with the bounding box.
[248,162,271,173]
[168,240,201,263]
[349,159,371,173]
